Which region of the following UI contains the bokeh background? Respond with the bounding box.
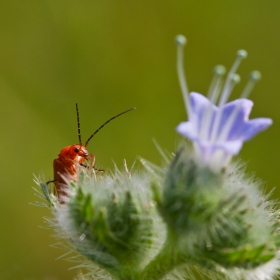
[0,0,279,279]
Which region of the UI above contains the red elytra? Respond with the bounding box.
[51,104,135,203]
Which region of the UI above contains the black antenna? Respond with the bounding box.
[85,107,136,148]
[76,103,82,145]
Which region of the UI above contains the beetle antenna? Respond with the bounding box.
[85,107,136,147]
[76,103,82,145]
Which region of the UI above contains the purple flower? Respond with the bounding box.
[174,35,272,170]
[177,92,272,169]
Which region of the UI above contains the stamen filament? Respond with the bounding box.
[207,65,226,105]
[175,35,191,117]
[240,71,261,99]
[226,74,241,96]
[200,66,226,140]
[218,50,247,107]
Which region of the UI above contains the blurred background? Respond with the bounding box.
[0,0,279,279]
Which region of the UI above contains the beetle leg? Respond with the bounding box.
[93,167,105,172]
[80,154,104,173]
[79,163,105,172]
[88,154,105,172]
[88,154,95,167]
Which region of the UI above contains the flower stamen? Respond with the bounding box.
[199,66,227,140]
[218,50,247,107]
[207,65,226,104]
[175,35,191,117]
[240,71,261,98]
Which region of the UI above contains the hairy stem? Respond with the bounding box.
[137,231,185,280]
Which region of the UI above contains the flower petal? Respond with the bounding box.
[214,140,244,155]
[235,118,273,141]
[177,91,272,170]
[189,92,218,138]
[195,139,243,155]
[217,99,253,140]
[176,122,197,141]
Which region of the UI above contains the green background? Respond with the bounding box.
[0,1,279,279]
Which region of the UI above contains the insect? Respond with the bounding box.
[49,104,135,203]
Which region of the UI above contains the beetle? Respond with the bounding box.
[49,104,135,203]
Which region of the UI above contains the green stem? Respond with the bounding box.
[137,230,185,280]
[107,231,184,280]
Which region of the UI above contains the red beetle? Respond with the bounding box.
[50,104,135,203]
